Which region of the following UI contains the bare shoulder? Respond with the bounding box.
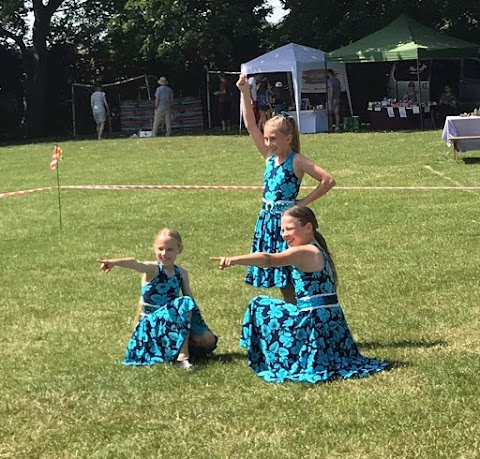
[291,244,324,272]
[293,152,312,167]
[143,261,158,269]
[292,152,311,176]
[143,261,160,281]
[178,265,189,278]
[291,244,320,255]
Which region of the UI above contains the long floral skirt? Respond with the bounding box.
[123,296,217,366]
[245,210,291,288]
[240,295,389,383]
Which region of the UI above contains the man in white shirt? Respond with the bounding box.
[153,77,174,136]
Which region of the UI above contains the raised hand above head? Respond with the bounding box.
[236,74,248,91]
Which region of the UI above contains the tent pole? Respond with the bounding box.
[417,59,424,130]
[287,71,301,133]
[72,84,76,137]
[344,66,354,116]
[145,75,151,100]
[324,61,330,132]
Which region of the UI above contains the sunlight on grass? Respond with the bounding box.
[1,131,479,458]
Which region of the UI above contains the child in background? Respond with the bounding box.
[256,79,272,132]
[99,228,217,369]
[237,74,336,304]
[212,206,389,383]
[271,81,288,115]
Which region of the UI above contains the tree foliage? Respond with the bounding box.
[109,0,272,73]
[277,0,480,51]
[1,0,480,138]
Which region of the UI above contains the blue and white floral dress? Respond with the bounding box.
[123,262,217,366]
[240,244,389,383]
[246,151,302,288]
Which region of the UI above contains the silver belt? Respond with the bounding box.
[261,198,295,213]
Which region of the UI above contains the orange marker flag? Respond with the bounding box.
[50,145,63,170]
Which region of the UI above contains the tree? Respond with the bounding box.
[277,0,480,51]
[109,0,272,74]
[0,0,68,136]
[0,0,128,137]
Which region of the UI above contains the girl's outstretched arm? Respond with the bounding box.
[237,74,269,160]
[293,155,336,207]
[211,245,322,273]
[98,258,156,275]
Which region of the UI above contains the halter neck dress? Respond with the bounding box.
[123,262,217,366]
[245,151,302,288]
[241,244,389,383]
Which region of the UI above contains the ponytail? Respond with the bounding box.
[313,229,337,285]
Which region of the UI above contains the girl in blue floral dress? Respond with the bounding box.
[212,206,388,383]
[237,74,336,303]
[99,228,217,369]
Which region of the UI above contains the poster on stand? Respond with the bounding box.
[301,68,349,93]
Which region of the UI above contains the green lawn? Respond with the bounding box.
[1,131,479,458]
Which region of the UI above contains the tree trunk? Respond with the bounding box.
[26,8,51,137]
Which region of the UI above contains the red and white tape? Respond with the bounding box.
[2,184,480,199]
[0,187,52,199]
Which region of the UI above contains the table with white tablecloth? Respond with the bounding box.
[287,109,328,134]
[441,116,480,153]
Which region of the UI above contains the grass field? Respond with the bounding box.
[1,130,479,458]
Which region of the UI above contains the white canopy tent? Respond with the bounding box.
[241,43,353,133]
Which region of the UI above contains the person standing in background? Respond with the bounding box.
[271,81,288,115]
[215,74,232,131]
[327,69,341,132]
[91,85,110,140]
[256,79,272,132]
[248,74,263,124]
[153,76,174,137]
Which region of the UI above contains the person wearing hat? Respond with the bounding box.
[271,81,288,115]
[153,76,174,136]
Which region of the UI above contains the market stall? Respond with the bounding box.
[241,43,353,133]
[327,14,480,130]
[367,100,436,130]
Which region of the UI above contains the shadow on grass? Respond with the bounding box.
[462,157,480,165]
[192,351,246,367]
[382,359,413,370]
[358,339,448,350]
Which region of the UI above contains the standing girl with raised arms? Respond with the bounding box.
[237,74,336,303]
[99,228,217,369]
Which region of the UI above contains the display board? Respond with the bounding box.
[120,97,204,133]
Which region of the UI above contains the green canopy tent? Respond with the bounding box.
[327,14,480,128]
[327,13,479,63]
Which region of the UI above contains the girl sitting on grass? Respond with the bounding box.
[212,206,389,383]
[99,228,217,370]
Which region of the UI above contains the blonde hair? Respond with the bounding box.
[264,114,301,154]
[154,228,182,247]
